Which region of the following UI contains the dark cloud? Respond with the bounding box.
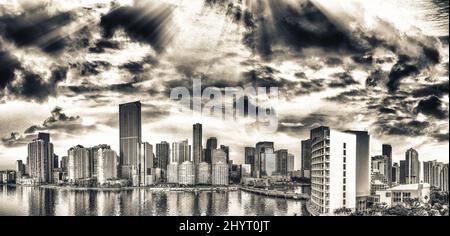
[414,95,448,119]
[88,39,120,53]
[0,51,21,90]
[0,10,74,54]
[375,119,431,137]
[411,81,449,98]
[100,5,174,52]
[366,69,386,87]
[71,61,111,76]
[326,89,368,103]
[328,72,359,88]
[387,55,420,92]
[1,132,34,148]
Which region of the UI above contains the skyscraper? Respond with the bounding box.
[287,153,295,173]
[27,132,54,184]
[156,141,170,170]
[423,160,446,190]
[205,137,218,164]
[310,126,357,215]
[392,163,400,185]
[172,140,189,163]
[255,142,274,178]
[90,144,111,178]
[97,148,118,185]
[405,148,420,184]
[301,139,311,178]
[193,123,202,164]
[119,101,142,179]
[399,160,406,184]
[263,148,277,176]
[138,142,153,186]
[275,149,288,176]
[220,145,230,164]
[67,145,90,183]
[244,147,255,166]
[441,164,449,192]
[382,144,393,186]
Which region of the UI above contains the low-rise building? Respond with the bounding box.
[374,183,431,207]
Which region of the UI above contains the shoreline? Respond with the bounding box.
[6,184,239,192]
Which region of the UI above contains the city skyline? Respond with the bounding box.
[0,0,449,171]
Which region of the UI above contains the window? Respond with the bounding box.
[343,164,346,170]
[343,143,346,148]
[393,192,402,203]
[402,192,411,202]
[386,192,391,197]
[343,171,346,177]
[343,150,346,155]
[343,178,346,184]
[343,185,346,191]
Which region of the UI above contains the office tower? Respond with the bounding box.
[212,160,228,186]
[301,139,312,178]
[60,156,68,172]
[166,163,179,183]
[344,131,371,201]
[67,145,90,183]
[399,160,406,184]
[119,101,142,179]
[220,145,230,164]
[310,126,357,215]
[255,142,274,178]
[405,148,420,184]
[275,149,288,176]
[179,161,195,185]
[172,140,190,163]
[156,141,170,170]
[137,142,153,186]
[97,148,118,185]
[15,160,25,181]
[197,162,211,185]
[381,144,393,185]
[288,153,295,173]
[441,164,448,192]
[241,164,252,179]
[392,163,400,185]
[263,148,277,176]
[423,160,446,190]
[244,147,255,166]
[206,137,218,164]
[193,123,202,164]
[89,144,110,178]
[27,132,54,184]
[53,154,59,169]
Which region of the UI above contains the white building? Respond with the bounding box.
[310,126,357,215]
[97,148,118,185]
[138,142,153,186]
[68,145,91,183]
[262,148,276,176]
[166,163,179,184]
[375,183,431,207]
[212,161,229,186]
[172,140,190,163]
[179,161,195,185]
[197,162,211,185]
[241,164,252,178]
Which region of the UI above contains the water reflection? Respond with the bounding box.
[0,185,306,216]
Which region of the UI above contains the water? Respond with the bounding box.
[0,185,307,216]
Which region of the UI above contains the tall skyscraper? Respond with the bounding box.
[90,144,110,178]
[441,164,449,192]
[119,101,142,179]
[301,139,312,178]
[67,145,90,183]
[137,142,153,186]
[220,145,230,164]
[27,132,54,184]
[263,148,277,176]
[310,126,357,215]
[255,142,274,178]
[423,160,446,190]
[392,163,400,185]
[287,153,295,173]
[399,160,406,184]
[405,148,420,184]
[172,140,190,163]
[205,137,218,164]
[275,149,288,176]
[156,141,170,170]
[193,123,202,164]
[345,131,371,200]
[244,147,255,166]
[382,144,393,185]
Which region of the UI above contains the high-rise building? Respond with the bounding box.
[423,160,447,191]
[392,163,400,185]
[137,142,153,186]
[179,161,195,185]
[53,154,59,169]
[244,147,255,166]
[263,148,277,176]
[399,160,406,184]
[371,155,391,193]
[287,153,295,173]
[381,144,393,185]
[197,162,211,185]
[119,101,142,179]
[155,141,170,170]
[27,133,54,184]
[301,139,312,178]
[166,163,179,184]
[60,156,68,172]
[67,145,90,183]
[275,149,288,176]
[310,126,357,215]
[212,161,228,186]
[97,148,118,185]
[255,142,274,178]
[193,123,202,164]
[241,164,252,179]
[441,164,448,192]
[206,137,218,164]
[212,149,227,164]
[405,148,420,184]
[89,144,110,178]
[220,145,230,164]
[172,140,190,163]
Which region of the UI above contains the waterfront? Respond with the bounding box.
[0,185,308,216]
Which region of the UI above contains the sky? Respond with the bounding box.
[0,0,448,170]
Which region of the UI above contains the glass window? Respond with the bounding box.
[343,143,346,148]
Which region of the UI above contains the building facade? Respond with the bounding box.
[27,133,54,184]
[197,162,211,185]
[193,123,202,164]
[97,148,118,185]
[155,141,170,170]
[179,161,195,185]
[68,145,91,183]
[405,148,420,184]
[212,161,228,186]
[119,101,142,180]
[301,139,312,178]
